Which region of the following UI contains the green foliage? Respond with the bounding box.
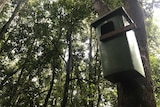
[145,6,160,105]
[0,0,159,106]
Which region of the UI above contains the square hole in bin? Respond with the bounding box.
[101,21,115,35]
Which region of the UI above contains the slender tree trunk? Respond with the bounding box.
[0,0,26,53]
[0,0,24,39]
[61,29,72,107]
[9,65,25,106]
[88,25,94,107]
[92,0,156,107]
[9,41,34,106]
[96,46,101,107]
[43,70,56,107]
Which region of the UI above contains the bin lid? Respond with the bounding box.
[91,7,134,28]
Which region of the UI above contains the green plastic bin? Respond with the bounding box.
[91,7,145,83]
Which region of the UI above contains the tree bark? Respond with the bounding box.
[92,0,156,107]
[61,29,72,107]
[117,0,156,107]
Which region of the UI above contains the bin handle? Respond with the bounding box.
[100,23,136,42]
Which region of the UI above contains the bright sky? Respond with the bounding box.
[153,7,160,28]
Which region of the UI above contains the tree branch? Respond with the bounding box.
[92,0,111,16]
[0,0,25,39]
[0,0,7,12]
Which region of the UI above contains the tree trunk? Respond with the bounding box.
[117,0,156,107]
[88,25,94,107]
[92,0,156,107]
[43,70,56,107]
[61,29,72,107]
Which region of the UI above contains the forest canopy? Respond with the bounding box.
[0,0,160,106]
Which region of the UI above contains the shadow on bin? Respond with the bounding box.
[91,7,145,83]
